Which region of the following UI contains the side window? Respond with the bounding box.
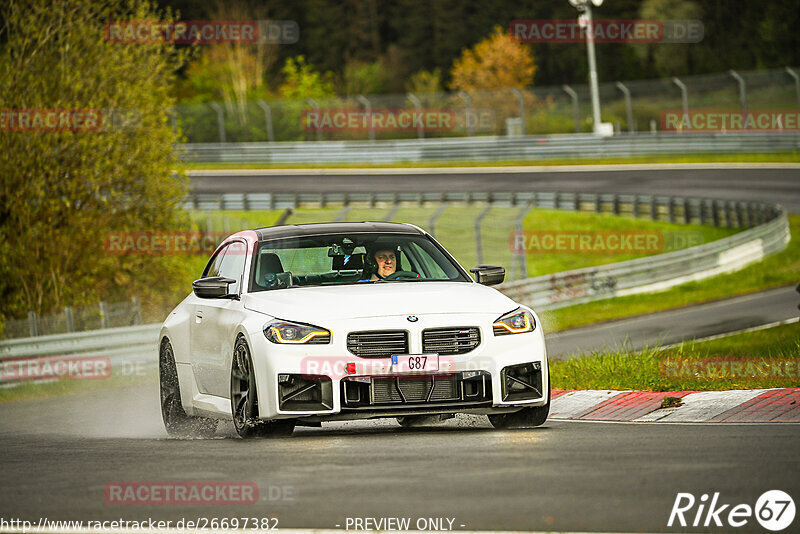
[218,240,247,294]
[204,246,228,278]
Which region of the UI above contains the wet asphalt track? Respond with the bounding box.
[1,165,798,533]
[1,384,799,533]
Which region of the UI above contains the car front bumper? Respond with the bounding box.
[248,311,549,421]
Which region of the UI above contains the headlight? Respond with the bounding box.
[264,320,331,344]
[493,308,535,336]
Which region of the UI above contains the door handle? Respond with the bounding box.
[195,311,203,323]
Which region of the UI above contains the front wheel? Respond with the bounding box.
[230,336,295,438]
[160,339,217,438]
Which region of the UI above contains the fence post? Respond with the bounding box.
[457,91,474,136]
[594,194,601,213]
[699,200,706,225]
[615,81,634,133]
[256,100,275,142]
[356,95,374,141]
[786,67,800,112]
[65,306,75,333]
[511,88,526,136]
[407,93,424,139]
[725,201,732,228]
[208,102,226,143]
[514,204,533,280]
[712,200,720,227]
[428,203,448,237]
[650,197,657,221]
[668,197,675,223]
[729,70,748,129]
[306,98,322,141]
[474,206,492,265]
[736,202,744,227]
[28,311,38,337]
[132,296,143,325]
[683,198,691,224]
[632,195,639,218]
[99,301,108,329]
[671,77,690,131]
[612,195,620,215]
[562,85,580,133]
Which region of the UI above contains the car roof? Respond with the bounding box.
[254,221,425,241]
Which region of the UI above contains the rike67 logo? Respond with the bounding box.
[669,490,795,531]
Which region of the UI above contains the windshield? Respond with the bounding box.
[249,232,469,291]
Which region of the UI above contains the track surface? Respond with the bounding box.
[547,285,799,357]
[189,165,800,213]
[1,384,799,533]
[1,165,798,533]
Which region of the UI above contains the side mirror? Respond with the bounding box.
[193,276,237,299]
[470,265,505,286]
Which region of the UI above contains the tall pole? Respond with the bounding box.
[584,5,602,133]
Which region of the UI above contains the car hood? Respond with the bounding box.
[243,281,518,322]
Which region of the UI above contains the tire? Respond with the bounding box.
[159,338,217,438]
[230,336,295,438]
[488,369,550,429]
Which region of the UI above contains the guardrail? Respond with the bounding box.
[0,192,790,383]
[179,132,800,164]
[0,324,160,385]
[500,204,789,310]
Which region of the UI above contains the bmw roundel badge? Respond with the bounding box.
[407,315,419,322]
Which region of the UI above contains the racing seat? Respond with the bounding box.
[257,252,292,288]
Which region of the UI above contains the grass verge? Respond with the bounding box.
[0,369,156,404]
[550,322,800,391]
[541,215,799,333]
[179,152,800,171]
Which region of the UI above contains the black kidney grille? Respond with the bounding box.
[422,327,480,355]
[346,330,409,358]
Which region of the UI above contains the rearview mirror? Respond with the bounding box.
[469,265,505,286]
[193,276,237,299]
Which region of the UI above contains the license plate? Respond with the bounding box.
[391,354,438,373]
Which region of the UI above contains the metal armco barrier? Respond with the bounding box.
[500,204,789,310]
[0,324,160,384]
[179,132,800,164]
[0,193,790,382]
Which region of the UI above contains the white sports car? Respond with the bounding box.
[159,222,549,438]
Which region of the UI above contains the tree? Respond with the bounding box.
[278,55,336,101]
[449,25,537,91]
[0,0,192,322]
[449,25,538,135]
[635,0,703,77]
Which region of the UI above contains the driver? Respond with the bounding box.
[369,247,397,281]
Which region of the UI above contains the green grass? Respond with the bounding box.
[0,369,156,403]
[541,215,800,333]
[550,322,800,391]
[179,152,800,170]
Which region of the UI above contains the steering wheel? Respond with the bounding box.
[385,270,420,281]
